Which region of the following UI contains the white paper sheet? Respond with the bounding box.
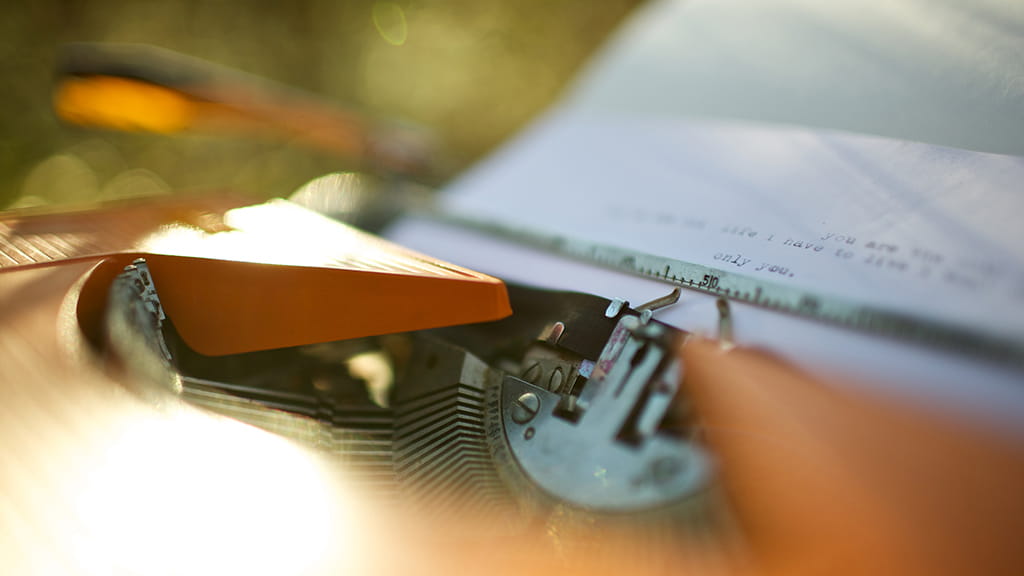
[436,115,1024,339]
[387,116,1024,431]
[386,0,1024,430]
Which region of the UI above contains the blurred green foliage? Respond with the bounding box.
[0,0,640,208]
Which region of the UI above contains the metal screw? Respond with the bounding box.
[522,363,541,384]
[650,457,684,485]
[510,392,540,424]
[548,367,564,393]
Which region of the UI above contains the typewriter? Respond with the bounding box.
[3,40,1023,576]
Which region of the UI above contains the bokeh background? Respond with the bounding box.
[0,0,641,209]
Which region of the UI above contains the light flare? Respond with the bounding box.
[72,408,356,576]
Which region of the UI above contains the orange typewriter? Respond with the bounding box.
[1,42,1022,576]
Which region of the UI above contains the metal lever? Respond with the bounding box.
[497,316,709,511]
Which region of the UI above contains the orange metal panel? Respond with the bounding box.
[1,195,510,355]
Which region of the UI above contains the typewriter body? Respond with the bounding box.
[5,31,1024,575]
[109,255,713,523]
[0,194,726,572]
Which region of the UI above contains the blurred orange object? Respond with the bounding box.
[679,339,1024,576]
[0,195,510,355]
[54,43,439,179]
